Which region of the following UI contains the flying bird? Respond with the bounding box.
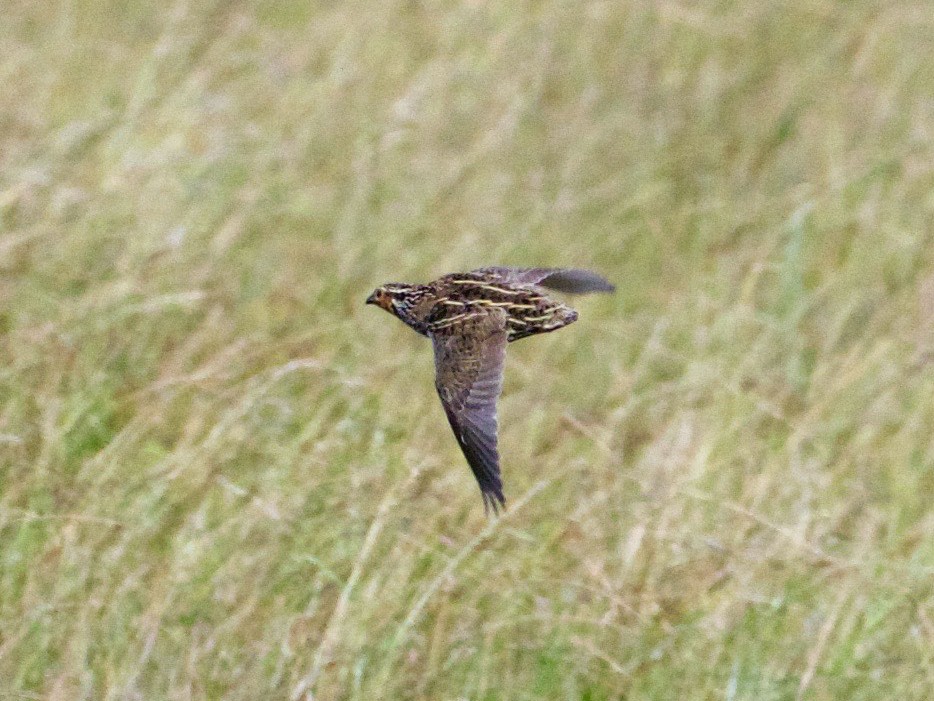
[366,267,614,513]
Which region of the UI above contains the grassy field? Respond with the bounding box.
[2,1,934,698]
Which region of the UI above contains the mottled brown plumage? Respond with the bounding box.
[366,267,614,513]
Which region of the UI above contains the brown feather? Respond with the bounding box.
[431,309,508,513]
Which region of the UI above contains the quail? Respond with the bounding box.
[366,267,614,513]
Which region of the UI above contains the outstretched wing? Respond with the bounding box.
[469,267,615,294]
[430,309,509,513]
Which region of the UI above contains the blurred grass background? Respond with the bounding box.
[2,0,934,699]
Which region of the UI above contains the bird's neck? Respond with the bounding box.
[393,286,433,335]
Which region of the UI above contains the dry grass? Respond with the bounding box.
[2,1,934,699]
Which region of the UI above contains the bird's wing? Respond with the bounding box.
[468,267,615,294]
[429,309,509,513]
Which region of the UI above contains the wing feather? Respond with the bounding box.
[469,267,614,294]
[430,310,508,513]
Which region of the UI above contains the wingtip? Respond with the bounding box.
[586,274,615,293]
[482,490,506,517]
[539,269,616,295]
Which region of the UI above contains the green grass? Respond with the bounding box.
[2,0,934,698]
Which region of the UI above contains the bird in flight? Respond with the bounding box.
[366,267,614,513]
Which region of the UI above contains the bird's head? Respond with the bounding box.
[365,283,425,322]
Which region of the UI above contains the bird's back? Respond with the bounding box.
[428,272,577,341]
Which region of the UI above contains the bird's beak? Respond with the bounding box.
[365,291,377,305]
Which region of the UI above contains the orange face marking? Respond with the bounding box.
[366,288,395,313]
